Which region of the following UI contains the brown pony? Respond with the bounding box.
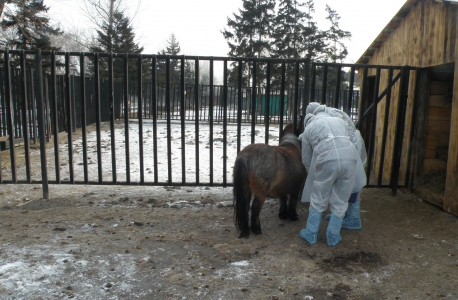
[233,134,307,238]
[280,116,304,138]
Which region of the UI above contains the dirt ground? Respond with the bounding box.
[1,123,458,299]
[0,183,457,299]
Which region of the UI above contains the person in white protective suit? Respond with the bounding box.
[323,105,367,230]
[305,102,320,115]
[305,102,367,230]
[298,105,366,246]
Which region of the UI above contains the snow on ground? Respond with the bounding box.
[5,120,285,184]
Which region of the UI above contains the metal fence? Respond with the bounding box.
[0,69,360,143]
[1,49,374,200]
[0,49,316,197]
[310,62,421,195]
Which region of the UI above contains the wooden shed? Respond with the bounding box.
[356,0,458,216]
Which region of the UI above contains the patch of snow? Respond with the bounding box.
[231,260,249,266]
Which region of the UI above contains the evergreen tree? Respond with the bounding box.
[222,0,275,59]
[0,0,62,68]
[324,5,351,63]
[156,34,195,85]
[316,5,351,92]
[157,34,181,84]
[271,0,321,87]
[221,0,275,86]
[272,0,310,60]
[89,9,143,80]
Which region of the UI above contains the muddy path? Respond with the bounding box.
[0,184,457,299]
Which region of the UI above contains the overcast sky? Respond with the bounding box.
[46,0,403,63]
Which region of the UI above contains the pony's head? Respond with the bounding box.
[279,134,301,150]
[281,116,304,138]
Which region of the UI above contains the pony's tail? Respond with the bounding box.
[233,157,251,238]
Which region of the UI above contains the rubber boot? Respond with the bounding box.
[326,212,344,246]
[300,207,322,244]
[341,200,362,230]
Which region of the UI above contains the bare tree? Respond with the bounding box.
[0,0,11,19]
[76,0,141,52]
[50,26,95,74]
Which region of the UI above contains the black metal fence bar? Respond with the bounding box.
[151,55,159,184]
[346,66,355,116]
[251,61,257,144]
[138,55,144,185]
[35,49,48,197]
[279,61,286,137]
[123,54,131,184]
[377,67,394,187]
[20,50,31,182]
[0,68,5,138]
[109,53,117,184]
[357,65,369,131]
[237,59,242,154]
[333,66,342,108]
[180,56,186,184]
[302,60,310,120]
[4,50,17,182]
[65,53,75,183]
[264,61,271,145]
[365,67,381,186]
[209,57,214,185]
[29,68,37,144]
[321,64,328,105]
[165,56,172,184]
[50,51,60,183]
[94,53,103,184]
[293,61,300,135]
[80,53,88,184]
[390,66,410,195]
[194,57,200,185]
[223,59,228,187]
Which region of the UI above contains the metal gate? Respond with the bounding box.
[1,49,420,199]
[310,62,421,196]
[1,49,313,198]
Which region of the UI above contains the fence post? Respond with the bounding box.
[35,49,49,199]
[390,66,410,196]
[3,49,17,182]
[333,65,342,108]
[302,59,311,118]
[365,67,381,187]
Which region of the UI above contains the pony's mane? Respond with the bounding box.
[279,134,301,149]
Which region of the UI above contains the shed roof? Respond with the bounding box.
[356,0,419,64]
[357,0,458,64]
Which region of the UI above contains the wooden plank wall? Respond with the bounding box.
[357,0,458,215]
[445,62,458,215]
[361,0,458,182]
[423,80,453,173]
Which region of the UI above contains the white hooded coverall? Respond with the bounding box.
[299,111,366,217]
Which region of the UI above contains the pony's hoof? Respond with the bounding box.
[278,212,288,220]
[238,231,250,238]
[251,226,262,235]
[288,214,299,221]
